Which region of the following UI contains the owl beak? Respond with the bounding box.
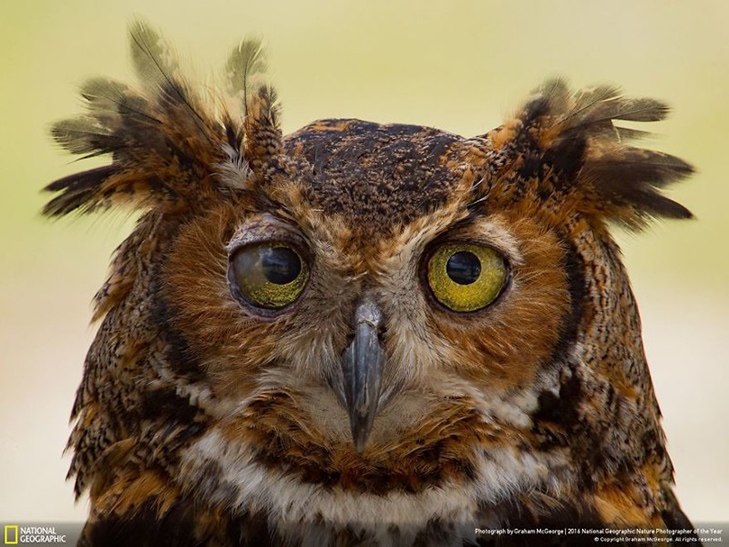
[342,295,385,452]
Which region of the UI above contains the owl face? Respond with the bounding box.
[46,22,696,543]
[162,120,574,467]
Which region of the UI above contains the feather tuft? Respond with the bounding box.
[44,20,284,218]
[42,166,119,216]
[128,19,179,88]
[226,38,268,117]
[491,78,695,229]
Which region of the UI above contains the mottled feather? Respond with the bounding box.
[44,21,699,547]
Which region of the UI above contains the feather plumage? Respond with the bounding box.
[44,23,699,547]
[486,78,694,230]
[43,19,282,218]
[226,38,268,117]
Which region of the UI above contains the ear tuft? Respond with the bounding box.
[43,166,120,217]
[489,79,695,229]
[244,84,284,173]
[129,20,178,84]
[44,20,281,218]
[583,145,694,224]
[225,38,267,118]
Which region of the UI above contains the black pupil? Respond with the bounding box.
[261,247,301,284]
[446,251,481,285]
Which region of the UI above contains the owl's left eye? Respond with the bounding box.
[426,242,509,313]
[228,243,309,311]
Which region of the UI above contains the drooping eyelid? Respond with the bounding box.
[227,213,312,259]
[226,214,312,320]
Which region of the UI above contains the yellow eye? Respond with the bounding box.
[426,243,508,312]
[229,243,309,310]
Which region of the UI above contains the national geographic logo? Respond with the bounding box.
[2,525,66,544]
[3,526,17,545]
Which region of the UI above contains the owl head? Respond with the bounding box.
[46,21,695,545]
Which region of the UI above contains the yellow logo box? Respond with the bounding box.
[4,525,18,545]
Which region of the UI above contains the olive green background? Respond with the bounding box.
[1,0,727,523]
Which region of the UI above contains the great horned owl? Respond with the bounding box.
[45,22,698,547]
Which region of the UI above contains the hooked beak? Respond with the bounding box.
[341,295,385,452]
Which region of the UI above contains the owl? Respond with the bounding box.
[45,21,699,547]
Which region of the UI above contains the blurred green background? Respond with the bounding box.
[1,0,727,523]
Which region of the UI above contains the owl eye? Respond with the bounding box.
[426,243,508,312]
[229,243,309,310]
